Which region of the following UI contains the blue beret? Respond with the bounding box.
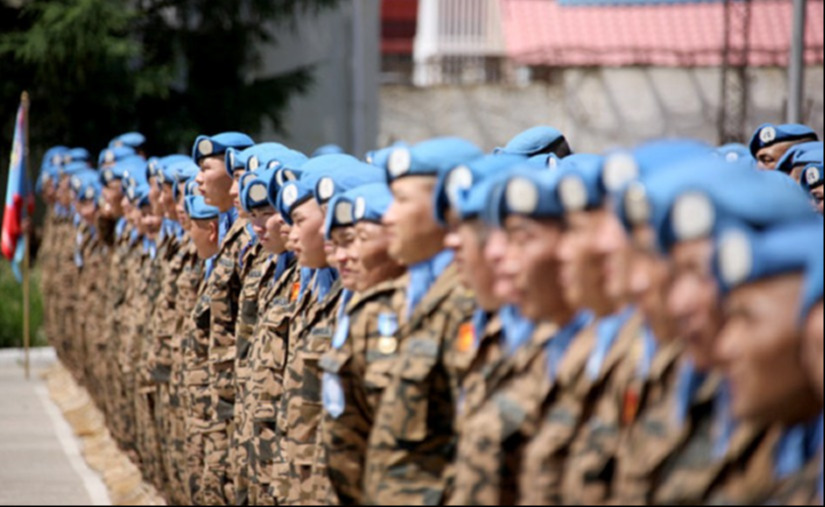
[112,157,148,188]
[650,157,815,252]
[715,143,753,164]
[366,142,409,167]
[66,147,90,165]
[800,162,824,192]
[240,167,277,212]
[226,142,289,176]
[98,146,136,167]
[496,168,566,223]
[601,139,713,195]
[126,181,151,207]
[314,159,385,206]
[324,192,356,240]
[60,160,91,177]
[526,153,562,170]
[183,177,202,198]
[70,170,97,195]
[800,240,824,321]
[42,146,69,171]
[185,195,220,220]
[713,217,823,294]
[434,153,527,225]
[555,153,607,213]
[191,132,255,164]
[268,167,304,210]
[157,155,193,185]
[313,144,346,158]
[775,141,824,175]
[749,123,818,157]
[350,183,395,224]
[277,179,312,226]
[76,175,102,204]
[384,137,483,183]
[109,132,146,150]
[495,126,571,157]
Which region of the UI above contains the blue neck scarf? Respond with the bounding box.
[312,267,339,303]
[142,237,157,260]
[129,228,140,246]
[712,380,737,459]
[500,305,536,356]
[586,306,636,380]
[298,267,314,301]
[774,413,824,480]
[405,249,454,319]
[218,207,238,246]
[636,324,659,380]
[115,217,128,239]
[273,251,294,281]
[332,289,355,349]
[204,254,217,281]
[673,360,708,426]
[471,309,490,351]
[545,311,594,382]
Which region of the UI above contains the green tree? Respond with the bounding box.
[0,0,338,159]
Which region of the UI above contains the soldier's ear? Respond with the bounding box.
[208,221,219,244]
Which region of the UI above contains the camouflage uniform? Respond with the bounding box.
[103,219,135,450]
[561,311,644,504]
[134,237,165,489]
[611,337,686,504]
[250,259,299,506]
[170,238,204,505]
[517,322,599,505]
[275,276,344,505]
[202,220,251,505]
[231,242,269,505]
[450,319,583,506]
[149,229,186,502]
[317,278,407,505]
[363,264,476,505]
[183,270,214,504]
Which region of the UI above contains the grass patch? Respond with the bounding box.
[0,261,46,348]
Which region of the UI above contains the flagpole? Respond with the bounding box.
[21,91,30,381]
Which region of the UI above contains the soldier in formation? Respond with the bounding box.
[36,121,823,505]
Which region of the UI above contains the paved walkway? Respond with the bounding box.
[0,348,110,506]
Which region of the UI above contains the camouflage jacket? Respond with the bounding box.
[363,264,476,506]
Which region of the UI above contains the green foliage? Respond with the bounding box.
[0,262,45,349]
[0,0,339,160]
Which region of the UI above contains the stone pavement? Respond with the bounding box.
[0,348,110,506]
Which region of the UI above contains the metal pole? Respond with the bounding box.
[21,91,31,381]
[351,0,366,157]
[787,0,807,123]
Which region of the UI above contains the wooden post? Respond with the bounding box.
[21,91,30,380]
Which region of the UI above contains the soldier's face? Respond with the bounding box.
[331,227,358,290]
[176,185,190,231]
[802,302,824,402]
[263,209,287,254]
[196,156,233,212]
[148,176,163,216]
[77,200,97,225]
[558,210,612,316]
[57,176,71,206]
[384,177,445,266]
[140,206,162,236]
[668,239,721,371]
[191,219,219,260]
[160,185,177,221]
[486,228,517,304]
[289,200,327,268]
[629,226,676,343]
[445,215,499,311]
[280,217,295,251]
[103,180,124,218]
[810,186,824,214]
[756,141,799,170]
[352,221,402,291]
[229,170,244,211]
[504,215,566,321]
[595,206,632,309]
[717,273,820,425]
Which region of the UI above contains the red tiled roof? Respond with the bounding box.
[500,0,825,67]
